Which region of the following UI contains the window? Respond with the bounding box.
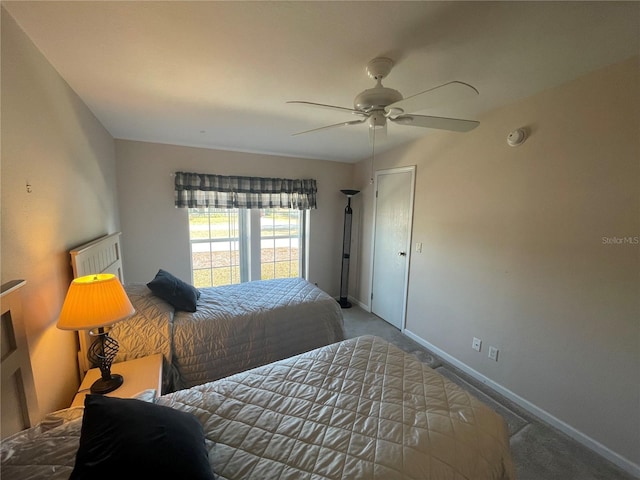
[259,209,302,281]
[189,208,306,288]
[177,171,315,287]
[189,208,243,287]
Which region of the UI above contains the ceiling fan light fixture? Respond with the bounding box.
[368,113,386,129]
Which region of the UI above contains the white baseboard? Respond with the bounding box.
[349,296,369,311]
[403,328,640,478]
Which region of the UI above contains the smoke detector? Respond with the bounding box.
[507,128,527,147]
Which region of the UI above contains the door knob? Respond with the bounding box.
[398,251,407,256]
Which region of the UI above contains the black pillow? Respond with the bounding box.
[70,395,214,480]
[147,269,200,312]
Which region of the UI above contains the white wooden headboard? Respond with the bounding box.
[69,232,124,374]
[1,280,39,438]
[70,232,123,281]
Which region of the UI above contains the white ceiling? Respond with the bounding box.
[4,1,639,163]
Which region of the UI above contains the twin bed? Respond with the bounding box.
[116,277,346,391]
[2,336,515,479]
[69,233,345,391]
[0,233,516,479]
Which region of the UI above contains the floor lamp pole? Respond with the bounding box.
[339,189,360,308]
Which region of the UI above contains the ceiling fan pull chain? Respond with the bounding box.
[370,126,376,184]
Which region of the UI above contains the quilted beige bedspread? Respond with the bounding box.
[172,277,345,388]
[112,278,345,391]
[159,335,516,479]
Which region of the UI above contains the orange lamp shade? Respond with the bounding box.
[57,274,135,331]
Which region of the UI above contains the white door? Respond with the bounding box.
[371,167,415,329]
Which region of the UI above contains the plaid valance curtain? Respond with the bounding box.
[174,171,317,210]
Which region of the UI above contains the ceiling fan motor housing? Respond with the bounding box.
[354,86,403,111]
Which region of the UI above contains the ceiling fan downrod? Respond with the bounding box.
[354,58,403,112]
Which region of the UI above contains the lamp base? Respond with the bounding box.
[338,298,352,309]
[90,373,123,394]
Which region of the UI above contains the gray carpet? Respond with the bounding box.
[342,305,637,480]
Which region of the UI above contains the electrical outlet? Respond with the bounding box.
[472,337,482,352]
[488,346,499,361]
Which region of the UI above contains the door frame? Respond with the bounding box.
[369,165,416,331]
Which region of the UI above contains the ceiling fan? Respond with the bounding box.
[288,57,480,142]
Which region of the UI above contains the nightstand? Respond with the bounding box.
[71,354,163,408]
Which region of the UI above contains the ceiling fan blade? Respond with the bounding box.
[386,81,479,116]
[391,114,479,132]
[292,118,367,136]
[287,101,366,116]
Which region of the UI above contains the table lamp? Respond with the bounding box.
[57,274,135,394]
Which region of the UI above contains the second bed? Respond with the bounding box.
[112,277,346,391]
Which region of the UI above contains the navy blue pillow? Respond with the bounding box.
[147,269,200,312]
[70,395,213,480]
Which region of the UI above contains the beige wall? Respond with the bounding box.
[1,10,120,414]
[115,140,353,296]
[353,56,640,470]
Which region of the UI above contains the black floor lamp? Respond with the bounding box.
[339,189,360,308]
